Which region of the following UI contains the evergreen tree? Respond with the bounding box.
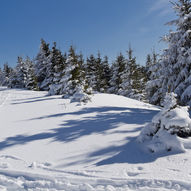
[49,49,66,95]
[2,63,12,86]
[47,42,65,95]
[0,68,3,85]
[126,47,147,100]
[25,57,38,90]
[146,54,152,69]
[85,54,97,91]
[9,56,27,88]
[147,0,191,106]
[100,56,111,93]
[16,56,28,88]
[34,39,50,90]
[109,46,147,100]
[95,52,102,92]
[109,53,126,94]
[146,51,161,104]
[60,46,91,101]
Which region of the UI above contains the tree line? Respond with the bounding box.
[0,41,147,102]
[0,0,191,107]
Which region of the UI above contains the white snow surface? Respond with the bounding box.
[0,87,191,190]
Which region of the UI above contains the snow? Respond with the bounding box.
[138,93,191,153]
[0,87,191,190]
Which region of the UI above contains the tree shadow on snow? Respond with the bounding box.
[11,96,61,105]
[0,106,169,164]
[88,137,184,166]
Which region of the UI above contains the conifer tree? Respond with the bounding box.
[0,68,3,85]
[85,54,97,91]
[2,63,12,86]
[47,42,65,95]
[147,0,191,106]
[109,53,126,94]
[146,51,161,104]
[34,39,50,90]
[24,57,37,90]
[125,47,147,100]
[100,56,111,93]
[60,46,91,102]
[95,52,102,92]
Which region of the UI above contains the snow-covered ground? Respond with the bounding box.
[0,87,191,190]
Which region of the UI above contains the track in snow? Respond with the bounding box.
[0,169,190,191]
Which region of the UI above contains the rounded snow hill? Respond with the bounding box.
[0,88,191,190]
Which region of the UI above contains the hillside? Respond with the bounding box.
[0,87,191,190]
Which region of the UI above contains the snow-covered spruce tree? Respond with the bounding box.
[147,0,191,106]
[48,47,66,95]
[122,47,140,99]
[132,64,147,101]
[94,53,102,92]
[0,67,4,86]
[9,56,28,88]
[1,63,12,86]
[34,39,50,91]
[138,93,191,153]
[24,57,38,90]
[117,47,147,100]
[146,51,161,104]
[91,53,111,93]
[8,57,37,90]
[8,69,18,88]
[60,46,91,102]
[85,54,98,92]
[146,54,152,72]
[99,56,111,93]
[108,53,126,94]
[118,55,130,96]
[0,68,3,85]
[46,42,65,95]
[145,50,158,81]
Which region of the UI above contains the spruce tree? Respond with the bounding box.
[146,51,161,104]
[34,39,50,90]
[109,53,126,94]
[0,68,3,85]
[2,63,12,86]
[47,42,65,95]
[24,57,38,90]
[147,0,191,106]
[95,52,102,92]
[60,46,91,102]
[100,56,111,93]
[85,54,97,92]
[126,47,147,100]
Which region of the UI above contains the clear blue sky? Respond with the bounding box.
[0,0,176,67]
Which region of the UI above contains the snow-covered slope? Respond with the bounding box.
[0,87,191,190]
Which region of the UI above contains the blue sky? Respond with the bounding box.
[0,0,176,67]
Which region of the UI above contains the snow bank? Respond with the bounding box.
[138,93,191,153]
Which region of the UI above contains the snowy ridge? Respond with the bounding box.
[0,87,191,190]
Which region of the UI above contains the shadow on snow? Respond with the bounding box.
[88,137,184,166]
[11,96,62,105]
[0,106,177,164]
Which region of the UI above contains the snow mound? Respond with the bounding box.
[138,93,191,153]
[70,85,92,103]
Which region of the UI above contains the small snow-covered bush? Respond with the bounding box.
[69,85,92,103]
[138,93,191,153]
